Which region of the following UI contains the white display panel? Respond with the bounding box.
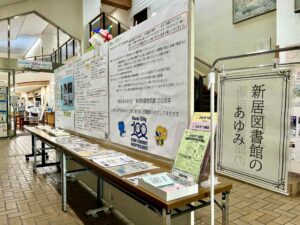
[217,69,290,194]
[54,63,75,131]
[74,45,109,139]
[109,2,189,159]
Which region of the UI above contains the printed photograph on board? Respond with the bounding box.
[233,0,276,23]
[60,76,74,110]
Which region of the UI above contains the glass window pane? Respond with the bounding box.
[59,29,70,46]
[0,20,8,58]
[61,45,67,62]
[67,40,73,58]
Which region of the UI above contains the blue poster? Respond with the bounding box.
[60,76,74,111]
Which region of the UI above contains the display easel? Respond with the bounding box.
[208,45,300,225]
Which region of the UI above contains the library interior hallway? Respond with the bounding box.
[1,134,300,225]
[0,134,122,225]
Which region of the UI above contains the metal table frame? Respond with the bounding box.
[26,128,231,225]
[29,133,60,171]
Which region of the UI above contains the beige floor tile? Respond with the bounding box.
[256,214,277,224]
[4,133,300,225]
[274,215,294,224]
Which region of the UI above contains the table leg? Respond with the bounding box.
[33,135,37,173]
[97,176,101,207]
[61,152,67,212]
[31,134,34,154]
[162,209,171,225]
[222,191,229,225]
[41,142,46,165]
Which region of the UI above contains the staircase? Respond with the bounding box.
[194,74,217,112]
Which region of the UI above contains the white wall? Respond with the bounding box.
[130,0,183,25]
[82,0,101,52]
[46,78,55,108]
[277,0,300,63]
[277,0,300,47]
[128,0,276,71]
[130,0,150,19]
[109,8,131,28]
[195,0,276,70]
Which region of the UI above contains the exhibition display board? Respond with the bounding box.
[54,63,75,131]
[53,1,190,158]
[217,69,290,194]
[109,2,189,159]
[74,43,109,139]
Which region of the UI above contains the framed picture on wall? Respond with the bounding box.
[233,0,276,24]
[296,0,300,13]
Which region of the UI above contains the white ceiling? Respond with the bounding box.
[15,71,53,83]
[10,16,25,40]
[0,36,38,55]
[0,20,8,41]
[43,23,57,35]
[18,14,48,37]
[0,13,47,56]
[15,85,43,94]
[102,4,116,14]
[0,71,53,93]
[0,12,70,57]
[0,71,53,83]
[0,0,25,7]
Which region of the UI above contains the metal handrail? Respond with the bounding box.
[194,56,212,68]
[25,54,52,60]
[194,56,220,73]
[89,12,129,30]
[212,45,300,69]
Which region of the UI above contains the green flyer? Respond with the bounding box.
[173,129,210,183]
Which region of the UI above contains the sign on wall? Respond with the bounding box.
[109,2,189,159]
[17,60,52,70]
[74,45,109,139]
[54,63,75,131]
[217,69,290,194]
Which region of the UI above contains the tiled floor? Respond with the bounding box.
[1,134,300,225]
[0,134,122,225]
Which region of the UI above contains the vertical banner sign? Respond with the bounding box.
[54,63,75,131]
[109,2,189,159]
[74,45,109,140]
[217,70,290,194]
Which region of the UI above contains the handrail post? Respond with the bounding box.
[208,70,216,225]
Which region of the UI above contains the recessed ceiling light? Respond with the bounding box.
[14,16,19,19]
